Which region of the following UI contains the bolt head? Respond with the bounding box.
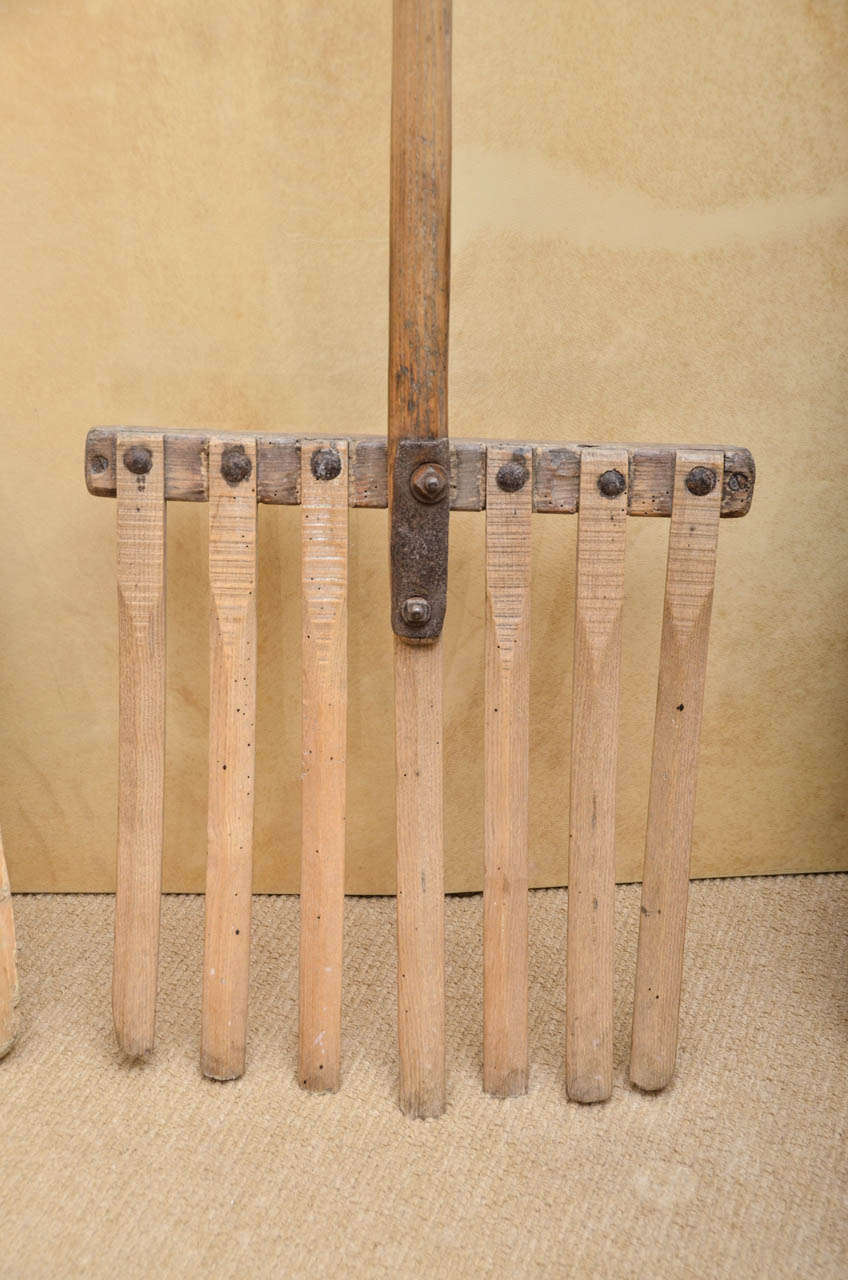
[410,463,448,504]
[496,460,528,493]
[597,468,626,498]
[122,446,153,476]
[685,466,717,497]
[89,453,109,475]
[311,447,342,481]
[220,446,252,486]
[401,596,431,626]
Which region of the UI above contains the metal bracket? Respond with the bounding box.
[390,437,450,641]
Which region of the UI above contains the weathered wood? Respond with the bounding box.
[388,0,451,456]
[630,450,724,1092]
[201,436,258,1081]
[86,430,755,518]
[395,635,446,1118]
[566,448,628,1103]
[0,832,18,1059]
[114,433,166,1058]
[299,441,348,1093]
[483,446,532,1097]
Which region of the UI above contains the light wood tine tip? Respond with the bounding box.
[566,448,628,1103]
[299,442,349,1092]
[483,446,532,1097]
[114,433,166,1058]
[395,636,446,1118]
[630,450,724,1092]
[201,437,258,1081]
[0,831,18,1058]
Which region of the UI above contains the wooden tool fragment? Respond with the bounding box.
[0,833,18,1058]
[388,0,451,1118]
[630,450,724,1091]
[483,446,532,1097]
[299,441,349,1092]
[201,437,258,1081]
[114,433,166,1058]
[566,449,628,1102]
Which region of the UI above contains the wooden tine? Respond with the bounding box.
[299,441,349,1091]
[0,831,18,1058]
[566,447,628,1103]
[395,638,445,1116]
[483,446,532,1097]
[630,450,724,1092]
[389,0,450,1119]
[113,434,166,1058]
[201,437,258,1081]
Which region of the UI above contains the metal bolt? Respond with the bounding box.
[311,447,342,481]
[401,596,431,626]
[410,462,448,504]
[685,465,717,497]
[726,470,749,494]
[89,453,109,475]
[496,460,528,493]
[220,446,252,486]
[597,468,626,498]
[122,446,153,476]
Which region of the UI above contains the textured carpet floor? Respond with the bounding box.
[1,877,846,1278]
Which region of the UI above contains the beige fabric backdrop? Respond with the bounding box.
[0,0,845,892]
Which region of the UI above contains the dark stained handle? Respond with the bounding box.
[388,0,451,639]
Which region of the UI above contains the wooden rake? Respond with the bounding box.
[84,0,755,1113]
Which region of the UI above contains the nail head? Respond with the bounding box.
[220,446,252,486]
[122,446,152,476]
[496,460,528,493]
[311,447,342,482]
[597,468,626,498]
[685,466,717,497]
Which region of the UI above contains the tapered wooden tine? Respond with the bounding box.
[299,442,349,1092]
[113,434,166,1058]
[201,437,258,1081]
[483,447,532,1097]
[395,637,445,1117]
[631,450,724,1092]
[0,832,18,1058]
[566,448,628,1103]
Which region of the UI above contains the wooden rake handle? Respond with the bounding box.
[388,0,451,642]
[389,0,451,1118]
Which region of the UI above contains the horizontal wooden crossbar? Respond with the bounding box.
[86,429,755,517]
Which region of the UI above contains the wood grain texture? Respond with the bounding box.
[395,636,446,1117]
[566,449,628,1103]
[388,0,451,456]
[299,442,348,1092]
[86,430,755,518]
[201,437,258,1081]
[0,831,18,1058]
[630,450,724,1092]
[483,447,532,1097]
[114,433,166,1058]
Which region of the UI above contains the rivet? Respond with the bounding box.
[685,466,717,496]
[496,460,528,493]
[311,447,342,482]
[220,446,252,486]
[90,453,109,475]
[410,462,448,504]
[122,446,152,476]
[597,468,626,498]
[401,596,431,626]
